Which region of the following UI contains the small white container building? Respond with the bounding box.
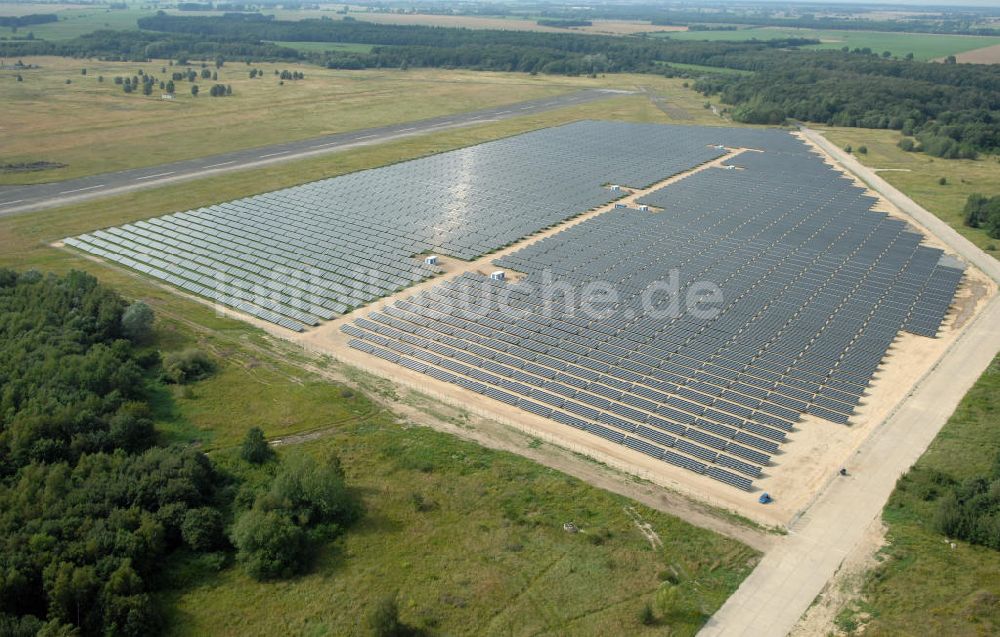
[490,271,505,281]
[424,255,439,265]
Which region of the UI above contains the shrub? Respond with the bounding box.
[857,145,868,154]
[231,509,308,580]
[639,602,656,626]
[938,177,948,186]
[121,300,154,342]
[162,348,215,384]
[181,508,225,551]
[369,594,405,637]
[262,451,358,528]
[109,402,156,453]
[240,427,274,464]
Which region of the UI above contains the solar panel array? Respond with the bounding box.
[65,122,726,331]
[342,126,964,493]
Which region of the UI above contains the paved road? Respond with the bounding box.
[698,128,1000,637]
[0,88,630,216]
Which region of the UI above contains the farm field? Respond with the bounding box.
[347,13,686,35]
[0,2,93,17]
[832,354,1000,635]
[0,58,589,184]
[819,127,1000,256]
[0,90,760,635]
[655,27,1000,61]
[0,2,687,39]
[954,42,1000,63]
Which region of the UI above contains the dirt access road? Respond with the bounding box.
[697,128,1000,637]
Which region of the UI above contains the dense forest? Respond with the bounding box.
[693,52,1000,157]
[0,14,57,28]
[0,270,359,636]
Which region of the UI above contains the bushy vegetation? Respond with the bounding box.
[162,348,215,384]
[0,14,57,28]
[0,269,153,470]
[693,50,1000,157]
[0,269,365,634]
[0,269,226,635]
[932,457,1000,550]
[230,450,360,579]
[240,427,274,465]
[121,300,155,342]
[963,193,1000,238]
[846,355,1000,633]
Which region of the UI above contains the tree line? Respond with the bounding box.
[0,270,359,635]
[0,28,300,62]
[0,13,57,28]
[692,49,1000,157]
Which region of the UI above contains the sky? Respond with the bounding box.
[715,0,1000,7]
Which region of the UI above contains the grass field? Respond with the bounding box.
[659,61,753,76]
[654,27,1000,61]
[0,58,594,184]
[267,39,375,54]
[819,127,1000,255]
[159,395,758,635]
[0,5,149,40]
[0,90,758,635]
[834,355,1000,635]
[0,63,729,185]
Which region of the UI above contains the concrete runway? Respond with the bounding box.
[0,88,629,217]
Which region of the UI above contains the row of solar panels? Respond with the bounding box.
[68,121,746,323]
[347,337,756,491]
[346,131,963,491]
